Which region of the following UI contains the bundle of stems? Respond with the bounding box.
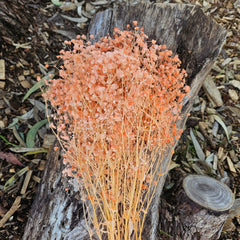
[43,22,189,240]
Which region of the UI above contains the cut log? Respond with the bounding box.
[22,2,228,240]
[159,175,235,240]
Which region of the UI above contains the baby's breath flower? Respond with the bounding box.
[44,24,190,240]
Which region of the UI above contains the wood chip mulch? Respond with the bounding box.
[0,0,239,239]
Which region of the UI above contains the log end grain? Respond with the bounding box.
[183,174,234,212]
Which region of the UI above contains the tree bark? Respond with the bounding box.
[22,141,91,240]
[23,2,228,240]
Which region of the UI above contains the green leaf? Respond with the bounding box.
[0,135,20,147]
[9,147,47,153]
[4,167,29,191]
[26,119,49,148]
[23,74,54,102]
[24,149,49,155]
[51,0,63,6]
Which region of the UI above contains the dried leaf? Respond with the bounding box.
[90,0,109,6]
[0,152,24,166]
[7,109,34,129]
[226,106,240,118]
[212,121,219,137]
[228,89,239,101]
[12,42,31,49]
[203,76,223,107]
[18,109,34,120]
[60,2,76,11]
[221,58,232,66]
[12,125,26,147]
[212,63,223,73]
[61,14,88,23]
[205,153,214,167]
[52,29,76,39]
[213,115,230,142]
[229,80,240,90]
[191,163,205,175]
[234,0,240,8]
[28,99,46,112]
[169,162,180,171]
[190,128,205,161]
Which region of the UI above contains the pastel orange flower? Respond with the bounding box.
[44,24,190,240]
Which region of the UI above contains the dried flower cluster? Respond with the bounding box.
[43,22,189,240]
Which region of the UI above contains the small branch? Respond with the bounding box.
[0,196,21,227]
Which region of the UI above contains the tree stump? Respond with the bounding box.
[22,2,228,240]
[159,175,235,240]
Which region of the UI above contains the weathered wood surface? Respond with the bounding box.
[159,175,234,240]
[22,142,89,240]
[23,3,227,240]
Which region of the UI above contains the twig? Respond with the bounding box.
[0,196,21,227]
[21,170,33,195]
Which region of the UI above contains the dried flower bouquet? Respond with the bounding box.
[43,22,190,240]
